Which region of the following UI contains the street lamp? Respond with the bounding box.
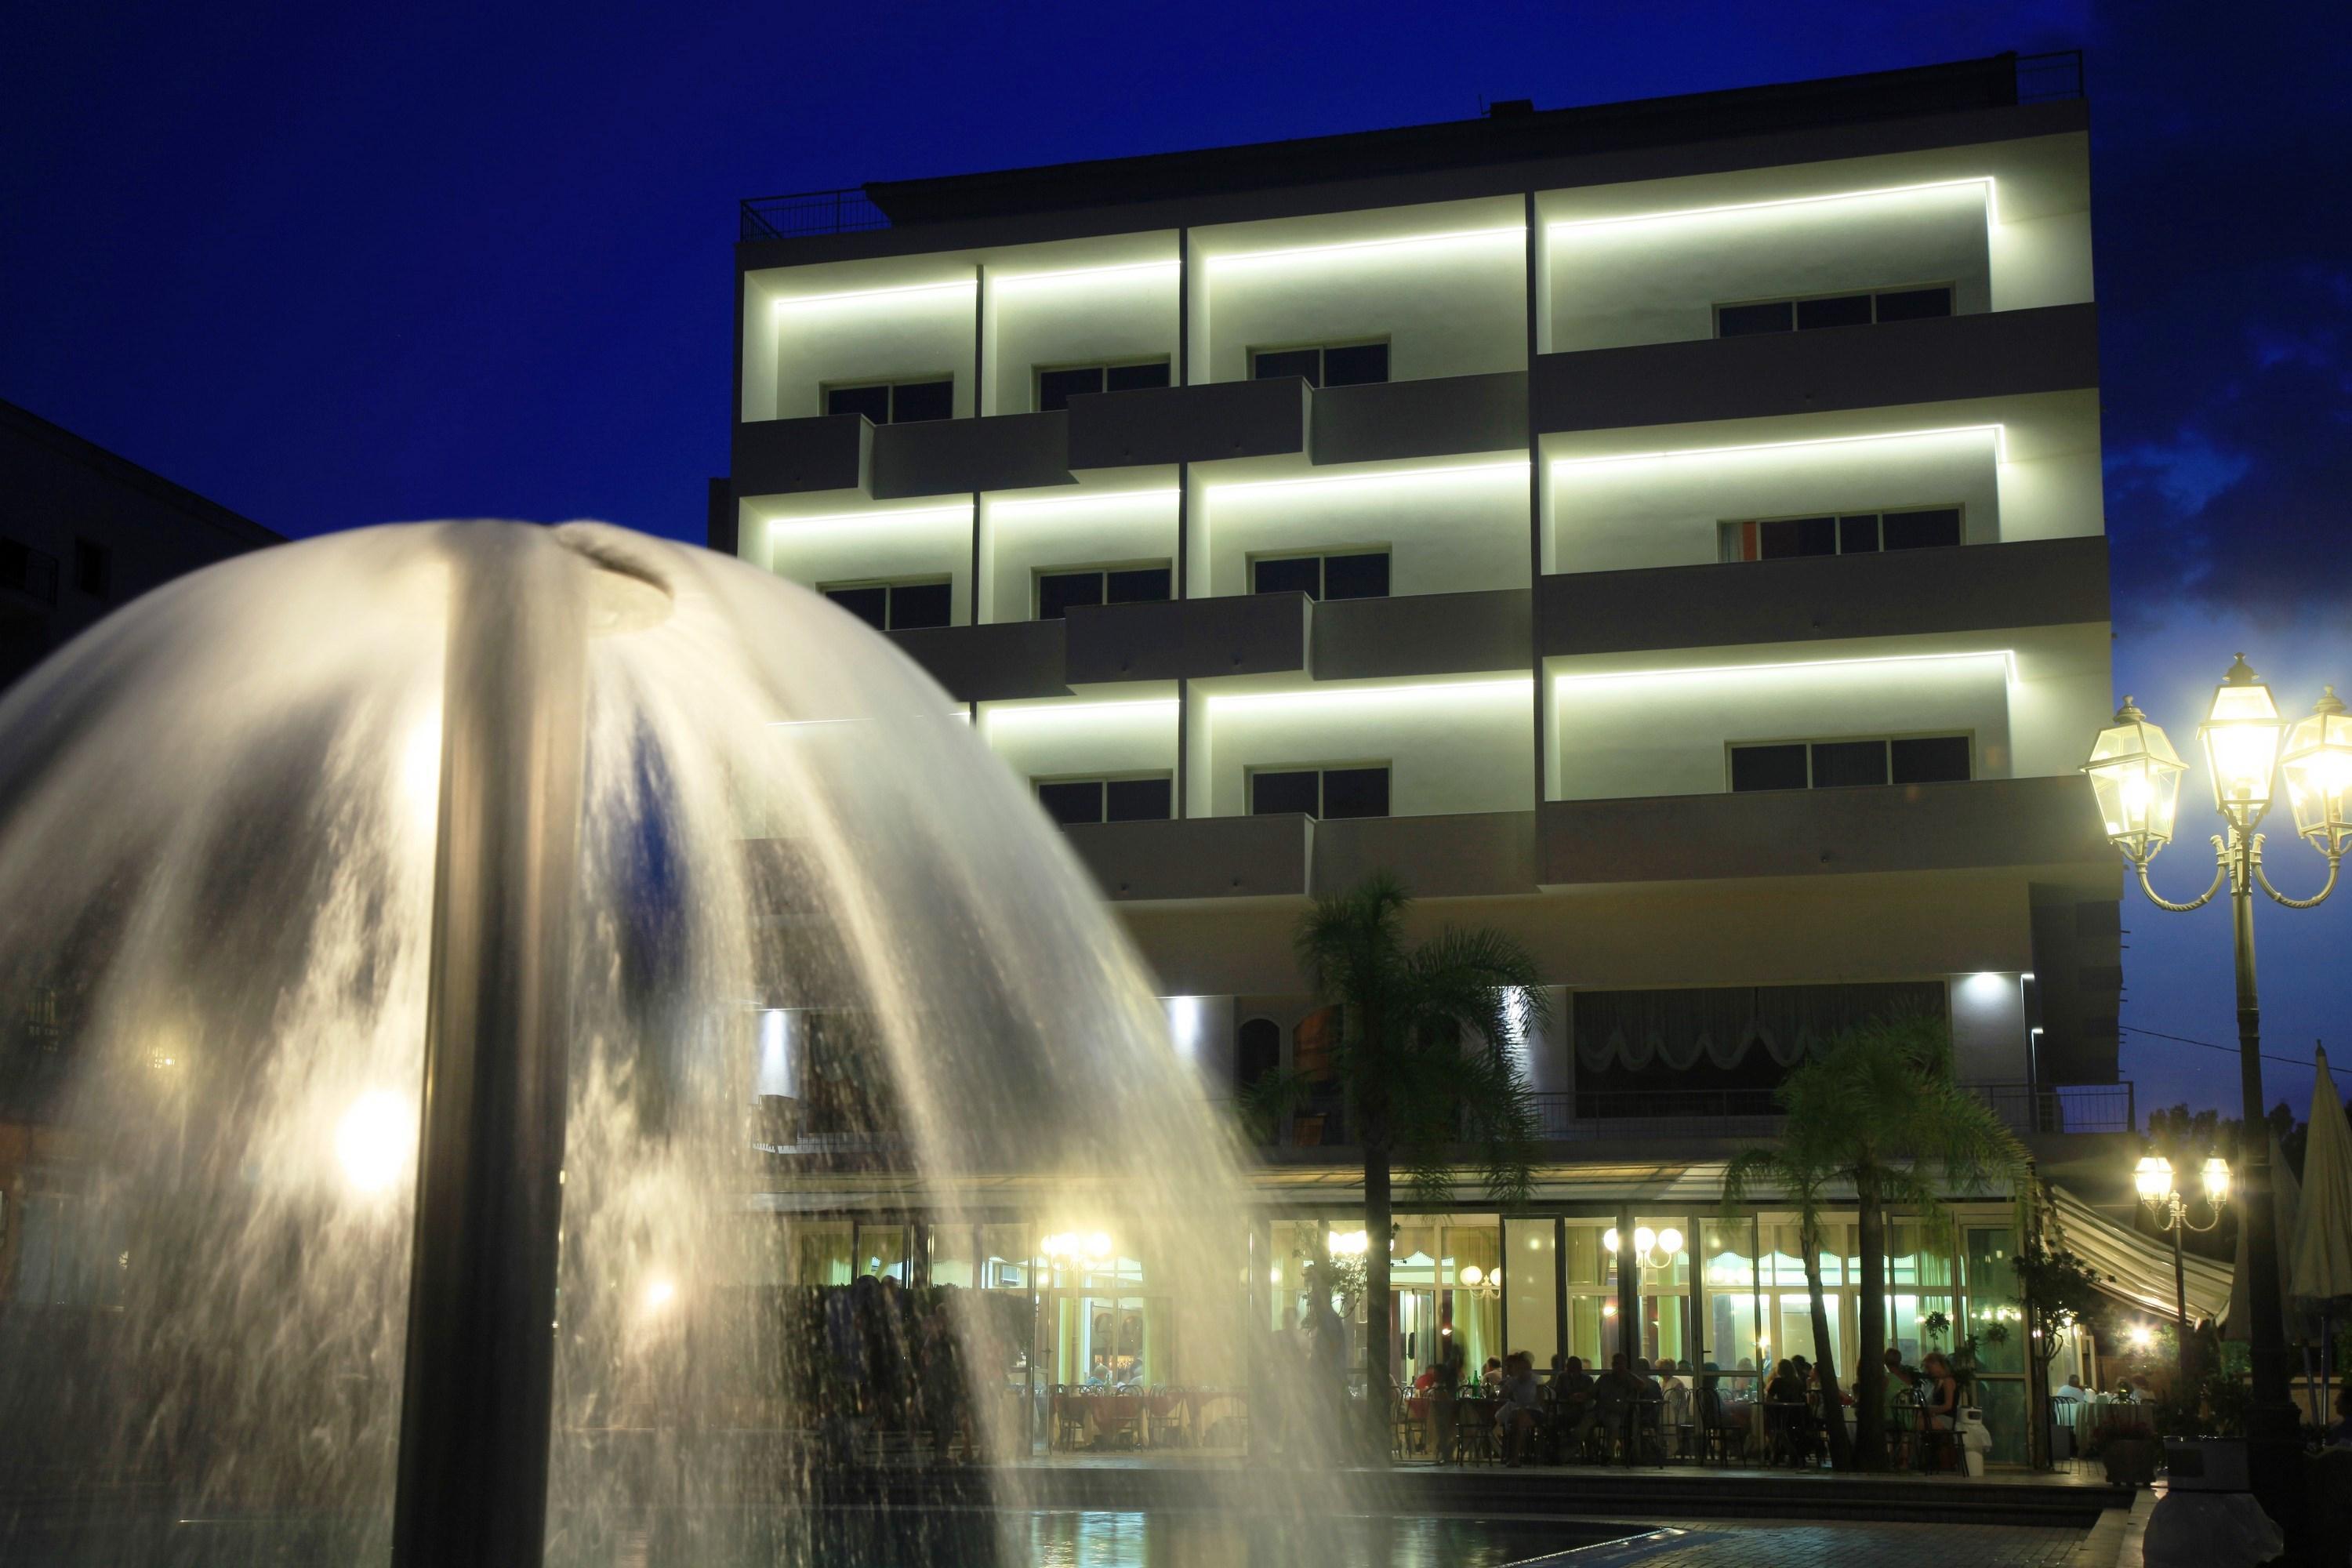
[2084,655,2349,1548]
[2132,1152,2229,1374]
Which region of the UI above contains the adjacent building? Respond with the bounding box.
[720,52,2127,1457]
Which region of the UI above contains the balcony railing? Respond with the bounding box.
[740,187,890,241]
[2014,49,2085,103]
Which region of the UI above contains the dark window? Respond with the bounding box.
[1837,515,1881,554]
[1881,507,1962,550]
[1251,556,1322,597]
[71,539,111,598]
[1103,361,1171,394]
[1321,342,1390,387]
[1321,552,1390,601]
[1036,780,1105,826]
[1758,516,1838,559]
[822,579,950,630]
[1250,347,1323,386]
[1250,769,1321,816]
[1715,300,1793,337]
[1809,739,1890,789]
[1890,735,1973,784]
[826,383,891,423]
[1105,566,1171,603]
[1,538,60,604]
[1236,1018,1282,1090]
[1036,571,1105,620]
[1319,767,1390,819]
[889,379,953,423]
[1104,776,1173,822]
[1036,367,1102,412]
[1730,744,1809,793]
[1795,294,1872,330]
[1036,563,1171,619]
[1874,286,1954,322]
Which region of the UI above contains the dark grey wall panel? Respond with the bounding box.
[1311,371,1529,466]
[871,411,1073,500]
[888,619,1069,702]
[1064,593,1311,684]
[733,414,871,497]
[1065,379,1310,469]
[1314,588,1532,681]
[1313,811,1538,898]
[1065,814,1312,900]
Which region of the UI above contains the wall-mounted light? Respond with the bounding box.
[1546,177,1996,234]
[769,278,976,310]
[1552,648,2017,693]
[992,259,1180,289]
[1207,459,1526,499]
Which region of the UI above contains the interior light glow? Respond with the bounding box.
[1548,424,2006,472]
[642,1275,678,1315]
[769,278,976,310]
[1207,459,1527,498]
[1546,177,1995,233]
[764,504,971,532]
[1207,677,1530,713]
[1552,649,2016,689]
[985,698,1181,723]
[992,259,1180,288]
[1205,226,1525,267]
[336,1091,414,1196]
[989,488,1180,515]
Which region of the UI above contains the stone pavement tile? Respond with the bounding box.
[1548,1519,2092,1566]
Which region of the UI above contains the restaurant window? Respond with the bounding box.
[1250,549,1389,601]
[1701,1220,1764,1393]
[1504,1218,1557,1371]
[1882,1220,1958,1367]
[979,1224,1031,1290]
[791,1221,855,1287]
[927,1223,976,1288]
[1964,1225,2029,1463]
[1249,764,1390,820]
[1715,285,1955,338]
[821,577,953,631]
[1562,1221,1620,1367]
[1719,506,1963,561]
[1729,735,1973,793]
[1249,339,1390,388]
[1035,358,1171,412]
[824,376,953,423]
[856,1221,910,1281]
[1034,774,1173,826]
[1035,561,1172,620]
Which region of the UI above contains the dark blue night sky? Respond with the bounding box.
[6,0,2347,1123]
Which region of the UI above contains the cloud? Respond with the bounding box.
[2105,431,2251,517]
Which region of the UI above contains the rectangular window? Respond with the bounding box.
[1719,506,1964,562]
[71,539,111,599]
[1035,358,1171,412]
[824,377,954,424]
[1033,562,1173,621]
[1036,774,1174,826]
[1714,285,1957,338]
[1248,550,1389,601]
[0,537,60,604]
[1248,764,1390,820]
[1730,735,1973,792]
[1248,340,1389,389]
[821,577,953,631]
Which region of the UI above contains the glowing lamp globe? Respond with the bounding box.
[2281,687,2352,855]
[2198,655,2286,829]
[2083,699,2187,858]
[2132,1154,2174,1204]
[2201,1155,2232,1204]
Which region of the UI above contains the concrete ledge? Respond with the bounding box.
[1314,587,1532,681]
[1542,775,2108,885]
[1532,303,2100,434]
[733,414,871,497]
[1065,593,1311,684]
[887,620,1069,702]
[1314,811,1538,898]
[1540,535,2110,656]
[1312,370,1528,466]
[872,411,1072,499]
[1066,378,1310,468]
[1065,814,1311,900]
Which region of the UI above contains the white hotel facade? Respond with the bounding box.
[717,53,2125,1453]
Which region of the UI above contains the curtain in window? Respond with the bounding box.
[1573,983,1947,1073]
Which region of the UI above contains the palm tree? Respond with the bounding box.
[1726,1015,2029,1470]
[1251,872,1547,1457]
[1722,1140,1855,1470]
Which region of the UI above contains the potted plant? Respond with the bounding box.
[2093,1403,2160,1486]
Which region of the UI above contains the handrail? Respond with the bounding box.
[739,188,890,241]
[2013,49,2085,103]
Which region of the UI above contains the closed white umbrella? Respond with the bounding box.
[2224,1130,2302,1345]
[2292,1047,2352,1304]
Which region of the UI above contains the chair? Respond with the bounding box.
[1148,1385,1189,1448]
[1050,1387,1087,1451]
[1455,1399,1500,1465]
[1390,1389,1427,1462]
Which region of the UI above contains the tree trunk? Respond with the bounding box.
[1363,1139,1394,1465]
[1802,1221,1855,1471]
[1854,1169,1886,1471]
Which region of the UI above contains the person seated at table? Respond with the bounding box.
[1764,1358,1809,1465]
[1425,1331,1465,1463]
[1497,1352,1543,1466]
[2050,1372,2086,1404]
[1481,1356,1504,1394]
[1548,1355,1597,1458]
[1918,1352,1961,1468]
[1656,1358,1692,1451]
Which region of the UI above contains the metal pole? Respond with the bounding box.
[2169,1213,2190,1380]
[391,528,589,1568]
[2229,827,2304,1550]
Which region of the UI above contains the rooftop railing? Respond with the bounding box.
[2014,49,2085,103]
[739,187,889,241]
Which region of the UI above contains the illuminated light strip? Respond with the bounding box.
[989,488,1181,515]
[764,505,970,531]
[992,259,1180,287]
[1207,677,1530,713]
[769,278,976,309]
[1552,648,2018,688]
[1548,424,2007,470]
[1207,459,1529,498]
[1204,226,1525,267]
[1546,177,1997,233]
[983,699,1181,722]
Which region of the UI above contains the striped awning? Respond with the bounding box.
[2051,1184,2230,1324]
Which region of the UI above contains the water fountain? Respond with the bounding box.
[0,521,1352,1565]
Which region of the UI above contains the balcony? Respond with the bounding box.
[1538,535,2108,658]
[1063,592,1311,684]
[733,413,870,497]
[1531,303,2099,435]
[1065,814,1311,901]
[1065,377,1310,469]
[1313,587,1531,681]
[1541,775,2108,886]
[1312,811,1537,899]
[1309,370,1527,466]
[889,620,1069,702]
[869,411,1070,499]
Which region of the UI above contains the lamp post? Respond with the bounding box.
[2085,658,2350,1548]
[2131,1152,2230,1376]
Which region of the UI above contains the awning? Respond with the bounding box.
[2051,1184,2230,1324]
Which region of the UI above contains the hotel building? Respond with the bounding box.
[719,53,2129,1458]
